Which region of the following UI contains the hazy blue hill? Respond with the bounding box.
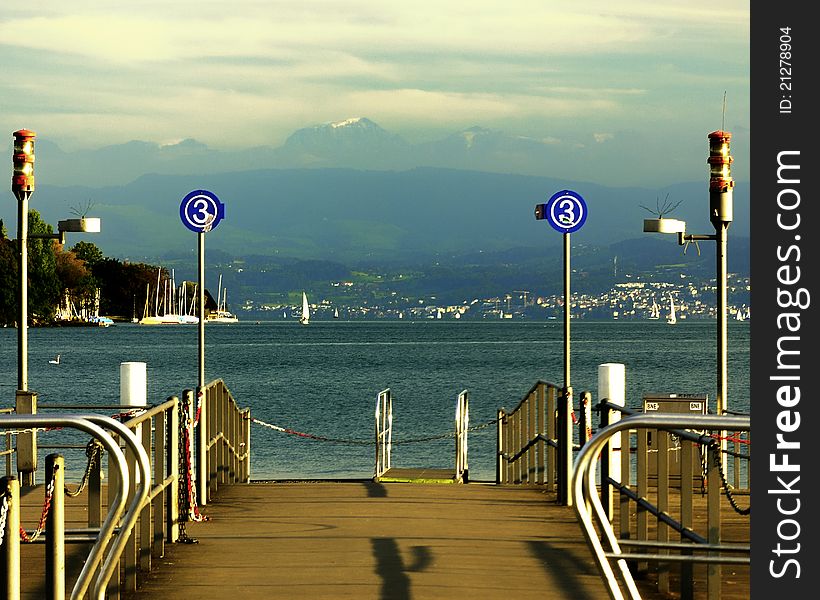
[28,165,749,265]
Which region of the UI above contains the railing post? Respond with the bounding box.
[194,387,207,507]
[14,391,37,487]
[88,448,102,528]
[124,424,138,593]
[680,439,695,600]
[599,401,612,521]
[526,388,535,482]
[657,430,670,594]
[167,397,180,543]
[46,454,65,600]
[579,391,592,448]
[546,385,556,491]
[153,409,166,559]
[0,475,20,600]
[496,409,504,484]
[536,383,545,484]
[707,442,722,599]
[243,409,251,482]
[140,414,153,575]
[553,386,569,505]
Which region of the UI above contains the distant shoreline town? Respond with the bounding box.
[243,275,751,322]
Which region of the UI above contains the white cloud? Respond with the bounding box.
[0,0,749,163]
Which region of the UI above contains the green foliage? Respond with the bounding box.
[27,210,61,324]
[0,237,17,325]
[71,241,105,267]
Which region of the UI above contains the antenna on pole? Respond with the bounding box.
[722,91,727,131]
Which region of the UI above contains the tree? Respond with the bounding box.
[91,259,162,319]
[71,240,104,267]
[26,210,61,323]
[0,236,17,325]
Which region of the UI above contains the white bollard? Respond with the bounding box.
[120,362,147,482]
[598,363,625,483]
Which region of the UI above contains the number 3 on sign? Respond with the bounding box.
[180,189,225,233]
[545,190,587,234]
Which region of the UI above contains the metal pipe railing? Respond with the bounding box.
[195,380,252,504]
[0,414,130,600]
[497,380,579,504]
[374,389,392,479]
[571,413,750,600]
[455,390,469,482]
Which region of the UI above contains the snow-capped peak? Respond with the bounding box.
[330,117,367,129]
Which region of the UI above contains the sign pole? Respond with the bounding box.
[563,231,571,394]
[198,230,205,391]
[535,189,587,507]
[180,189,225,507]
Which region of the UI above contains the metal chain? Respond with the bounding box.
[20,467,57,543]
[65,439,104,498]
[711,440,750,515]
[177,394,197,543]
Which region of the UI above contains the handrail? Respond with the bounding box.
[196,380,252,505]
[374,389,392,478]
[80,413,151,599]
[571,413,750,600]
[454,390,469,482]
[0,414,131,600]
[497,380,575,504]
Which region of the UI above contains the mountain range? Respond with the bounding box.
[2,117,749,275]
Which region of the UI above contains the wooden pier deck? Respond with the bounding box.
[16,479,750,599]
[125,481,614,600]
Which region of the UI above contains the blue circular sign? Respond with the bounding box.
[180,190,225,233]
[545,189,587,234]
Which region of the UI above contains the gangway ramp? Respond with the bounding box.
[373,389,470,484]
[124,481,614,600]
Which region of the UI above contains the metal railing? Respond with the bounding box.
[497,380,577,504]
[0,413,147,600]
[3,379,250,599]
[374,389,393,479]
[454,390,469,483]
[194,380,251,505]
[572,412,750,600]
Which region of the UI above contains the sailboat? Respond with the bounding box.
[649,299,660,320]
[333,308,339,319]
[206,274,239,323]
[140,268,184,324]
[299,292,310,325]
[667,295,677,325]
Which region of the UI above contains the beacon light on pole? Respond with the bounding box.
[707,130,734,225]
[12,129,36,196]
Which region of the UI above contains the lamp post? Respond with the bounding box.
[11,130,102,486]
[643,130,734,465]
[12,129,35,393]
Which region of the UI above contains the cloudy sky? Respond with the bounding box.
[1,1,749,186]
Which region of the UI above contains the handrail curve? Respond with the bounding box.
[571,412,750,600]
[0,414,130,600]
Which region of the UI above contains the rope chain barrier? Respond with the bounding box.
[710,438,750,516]
[177,392,208,544]
[64,439,104,498]
[19,465,57,543]
[251,415,499,446]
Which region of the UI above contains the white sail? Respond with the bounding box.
[299,292,310,325]
[667,295,677,325]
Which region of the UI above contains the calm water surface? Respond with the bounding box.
[0,320,750,481]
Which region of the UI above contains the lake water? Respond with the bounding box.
[0,319,750,482]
